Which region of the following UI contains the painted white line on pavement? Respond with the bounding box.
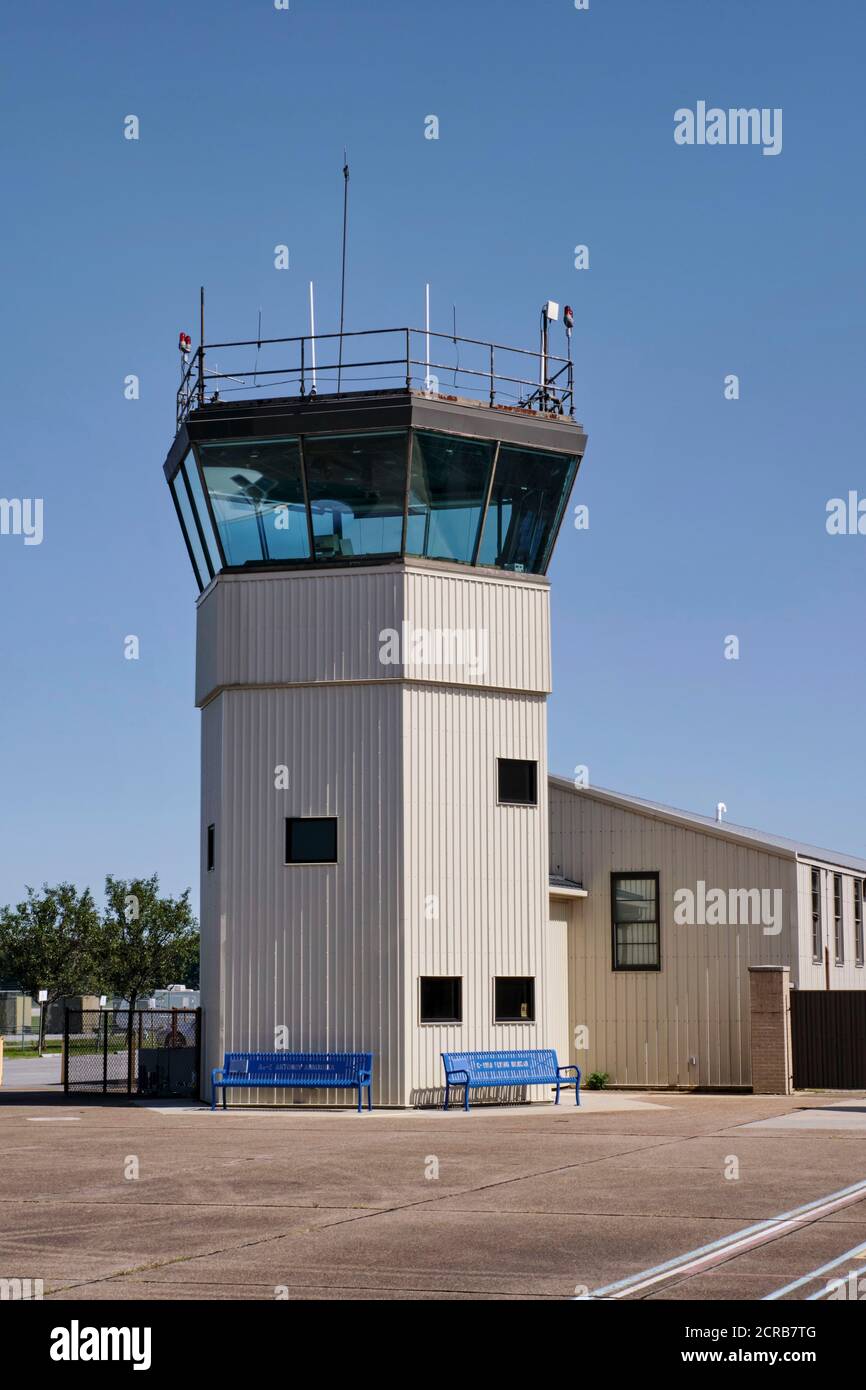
[763,1239,866,1301]
[577,1176,866,1300]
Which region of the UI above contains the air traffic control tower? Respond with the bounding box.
[164,312,587,1105]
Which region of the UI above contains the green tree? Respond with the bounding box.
[101,875,198,1010]
[0,884,103,1053]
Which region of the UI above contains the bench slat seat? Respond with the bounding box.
[441,1048,580,1112]
[212,1051,373,1112]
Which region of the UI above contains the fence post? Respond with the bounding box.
[127,1007,135,1097]
[195,1006,203,1101]
[62,1009,68,1092]
[102,1010,109,1095]
[748,966,792,1094]
[489,345,495,407]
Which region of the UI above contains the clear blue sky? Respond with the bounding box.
[2,0,864,916]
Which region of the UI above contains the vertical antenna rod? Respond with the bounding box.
[337,150,350,393]
[309,280,317,395]
[198,286,205,408]
[425,283,430,391]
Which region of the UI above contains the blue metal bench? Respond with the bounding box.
[441,1048,580,1112]
[211,1051,373,1112]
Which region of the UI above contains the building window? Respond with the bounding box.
[303,431,408,560]
[497,758,538,806]
[285,817,338,865]
[855,880,864,967]
[811,867,823,962]
[206,824,215,872]
[494,976,535,1022]
[476,444,578,573]
[406,431,496,565]
[199,438,310,566]
[419,977,462,1024]
[612,873,660,970]
[833,873,844,964]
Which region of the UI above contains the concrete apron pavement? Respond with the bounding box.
[140,1092,670,1116]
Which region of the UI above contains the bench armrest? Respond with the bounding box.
[557,1064,580,1077]
[444,1068,470,1083]
[211,1067,225,1085]
[358,1070,372,1084]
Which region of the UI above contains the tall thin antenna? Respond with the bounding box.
[425,283,431,391]
[337,150,350,393]
[198,286,205,407]
[309,280,317,395]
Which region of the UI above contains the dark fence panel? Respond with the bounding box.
[63,1008,201,1098]
[791,990,866,1090]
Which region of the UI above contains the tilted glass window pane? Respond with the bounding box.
[406,431,495,564]
[477,444,577,573]
[199,439,309,566]
[303,431,408,560]
[184,454,223,574]
[171,473,209,586]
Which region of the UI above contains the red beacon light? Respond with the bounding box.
[178,332,192,356]
[563,305,574,332]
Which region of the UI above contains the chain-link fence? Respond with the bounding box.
[63,1008,201,1098]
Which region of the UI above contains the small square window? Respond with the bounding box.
[419,977,462,1024]
[497,758,537,805]
[286,817,338,865]
[494,976,535,1022]
[206,824,215,872]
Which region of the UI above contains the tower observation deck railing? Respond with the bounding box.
[176,327,575,429]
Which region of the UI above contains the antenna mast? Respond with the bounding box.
[198,286,205,408]
[425,283,430,391]
[309,280,318,395]
[337,150,350,393]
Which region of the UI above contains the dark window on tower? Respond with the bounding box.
[855,880,865,967]
[494,976,535,1023]
[285,817,338,865]
[833,873,844,964]
[207,824,215,872]
[811,867,823,962]
[497,758,538,806]
[419,977,462,1024]
[612,873,660,970]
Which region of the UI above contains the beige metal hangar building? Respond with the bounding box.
[548,781,866,1090]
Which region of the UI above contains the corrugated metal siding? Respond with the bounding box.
[403,568,550,693]
[550,784,797,1089]
[795,859,866,990]
[198,565,553,1106]
[403,685,551,1101]
[196,569,404,705]
[199,699,223,1092]
[209,683,404,1105]
[197,565,551,707]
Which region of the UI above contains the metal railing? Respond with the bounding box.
[177,326,575,427]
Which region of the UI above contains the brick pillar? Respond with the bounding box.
[748,966,792,1095]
